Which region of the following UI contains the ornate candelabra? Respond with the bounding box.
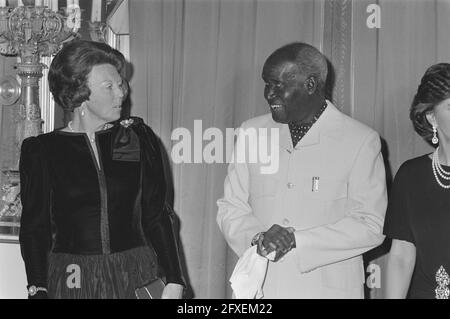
[0,0,80,231]
[0,0,80,146]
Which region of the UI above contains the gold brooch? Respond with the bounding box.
[120,118,134,128]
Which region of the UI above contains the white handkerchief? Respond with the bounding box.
[229,245,275,299]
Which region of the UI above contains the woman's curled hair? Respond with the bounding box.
[410,63,450,145]
[48,40,126,111]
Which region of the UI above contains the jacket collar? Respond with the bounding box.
[272,100,345,151]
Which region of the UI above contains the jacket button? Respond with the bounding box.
[287,182,294,189]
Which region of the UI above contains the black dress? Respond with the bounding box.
[384,154,450,299]
[19,117,185,298]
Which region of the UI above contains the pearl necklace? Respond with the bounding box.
[432,147,450,189]
[67,121,96,144]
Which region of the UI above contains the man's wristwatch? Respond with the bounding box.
[28,285,48,296]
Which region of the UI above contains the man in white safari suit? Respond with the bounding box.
[217,42,387,298]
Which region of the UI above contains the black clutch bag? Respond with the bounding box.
[135,278,166,299]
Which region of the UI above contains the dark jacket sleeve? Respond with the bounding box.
[383,162,415,244]
[19,137,52,290]
[138,122,186,287]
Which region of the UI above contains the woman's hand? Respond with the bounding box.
[161,283,184,299]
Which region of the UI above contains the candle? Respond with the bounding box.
[91,0,101,22]
[18,0,24,6]
[0,0,5,7]
[36,0,43,6]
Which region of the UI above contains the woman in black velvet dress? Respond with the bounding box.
[19,40,185,299]
[384,63,450,299]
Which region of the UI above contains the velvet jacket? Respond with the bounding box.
[19,117,185,289]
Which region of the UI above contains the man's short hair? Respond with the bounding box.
[264,42,328,87]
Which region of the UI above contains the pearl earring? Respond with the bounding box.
[432,125,439,145]
[81,109,85,117]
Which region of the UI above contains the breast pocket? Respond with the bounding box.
[309,178,347,200]
[299,178,348,226]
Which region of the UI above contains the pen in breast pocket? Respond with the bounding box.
[312,176,319,192]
